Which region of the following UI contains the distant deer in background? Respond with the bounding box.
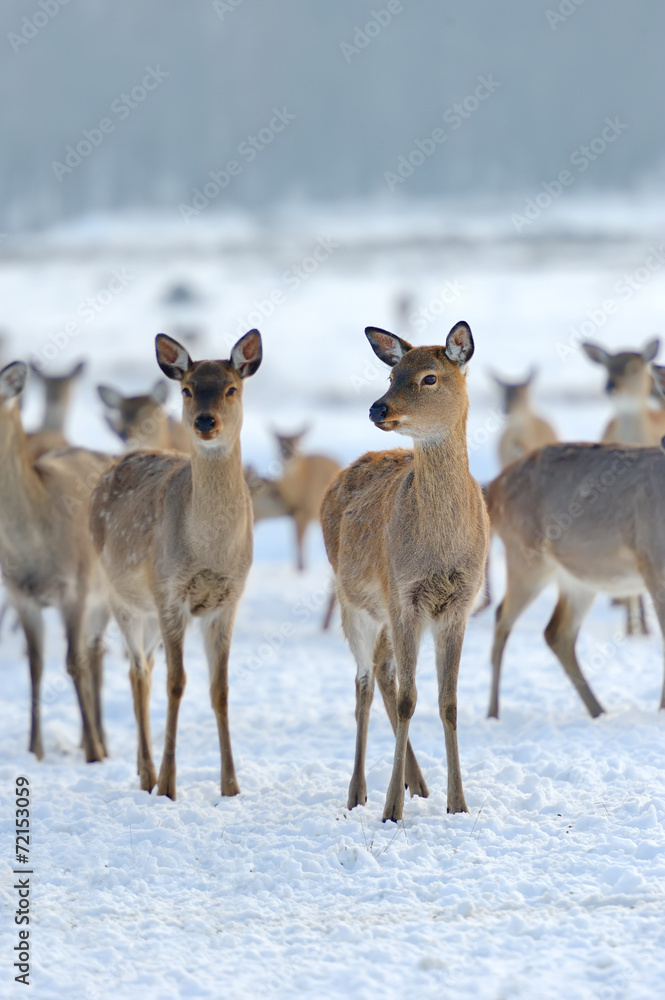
[322,322,489,822]
[97,380,190,452]
[273,428,341,572]
[90,331,262,800]
[0,361,109,762]
[26,360,85,460]
[486,440,665,720]
[492,369,557,469]
[583,338,664,635]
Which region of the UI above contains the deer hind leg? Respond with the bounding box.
[374,626,429,800]
[434,619,469,814]
[382,617,420,823]
[84,601,110,757]
[62,602,105,763]
[338,605,379,809]
[489,556,550,719]
[544,583,603,718]
[293,512,309,572]
[204,610,241,798]
[15,598,45,760]
[117,605,158,792]
[157,610,187,800]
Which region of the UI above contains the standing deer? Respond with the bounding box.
[487,439,665,720]
[90,330,262,799]
[273,428,341,572]
[0,362,109,761]
[97,380,190,452]
[583,338,665,635]
[492,370,557,469]
[27,360,85,460]
[322,322,489,821]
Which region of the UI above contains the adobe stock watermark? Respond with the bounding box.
[511,117,628,231]
[212,0,245,22]
[8,0,71,55]
[51,66,169,181]
[234,236,339,335]
[546,0,590,31]
[30,268,135,371]
[340,1,415,63]
[178,107,296,221]
[384,76,501,192]
[556,245,665,361]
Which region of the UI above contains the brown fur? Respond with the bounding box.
[26,361,85,460]
[0,362,109,762]
[321,322,489,821]
[493,373,557,468]
[90,331,262,800]
[97,381,190,452]
[486,442,665,719]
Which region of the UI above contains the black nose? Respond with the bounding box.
[606,380,615,394]
[195,413,216,433]
[369,401,388,424]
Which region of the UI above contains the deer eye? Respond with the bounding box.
[226,386,237,397]
[421,374,437,386]
[182,387,192,398]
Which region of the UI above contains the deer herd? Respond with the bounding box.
[1,322,664,822]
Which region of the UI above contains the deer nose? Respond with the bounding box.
[369,401,388,424]
[195,413,216,433]
[606,379,616,394]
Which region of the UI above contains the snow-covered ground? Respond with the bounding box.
[1,204,665,999]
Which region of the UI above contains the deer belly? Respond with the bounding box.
[180,570,233,616]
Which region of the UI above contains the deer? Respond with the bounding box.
[492,369,557,469]
[582,337,665,636]
[89,330,262,800]
[97,380,190,452]
[273,428,341,572]
[26,360,85,461]
[0,361,109,762]
[487,436,665,721]
[321,321,490,822]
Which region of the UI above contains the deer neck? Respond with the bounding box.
[410,410,471,522]
[188,438,249,544]
[42,400,67,433]
[0,406,45,530]
[611,398,650,445]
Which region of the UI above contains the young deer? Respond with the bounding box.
[322,322,489,822]
[583,338,664,636]
[90,330,262,800]
[97,380,190,452]
[0,362,109,761]
[273,429,341,572]
[487,440,665,720]
[27,360,85,460]
[492,370,557,469]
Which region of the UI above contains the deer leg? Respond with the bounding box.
[434,620,469,814]
[15,598,45,760]
[489,561,548,719]
[544,585,604,718]
[339,605,380,809]
[293,514,309,572]
[116,605,157,791]
[62,604,105,763]
[321,587,336,631]
[85,602,110,757]
[473,542,493,615]
[374,627,428,800]
[204,611,241,797]
[639,567,665,710]
[382,619,420,823]
[157,611,187,800]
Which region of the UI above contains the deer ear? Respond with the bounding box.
[652,364,665,399]
[156,334,192,381]
[582,342,609,367]
[97,384,124,409]
[445,321,474,369]
[29,361,45,381]
[365,327,413,367]
[230,329,262,379]
[69,360,86,379]
[0,361,27,399]
[151,380,169,405]
[642,338,660,363]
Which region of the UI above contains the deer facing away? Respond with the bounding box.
[90,330,262,799]
[26,360,85,461]
[0,362,109,761]
[486,439,665,720]
[322,322,489,822]
[97,380,190,453]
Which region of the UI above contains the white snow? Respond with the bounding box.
[1,202,665,999]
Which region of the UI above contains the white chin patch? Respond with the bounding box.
[195,436,227,453]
